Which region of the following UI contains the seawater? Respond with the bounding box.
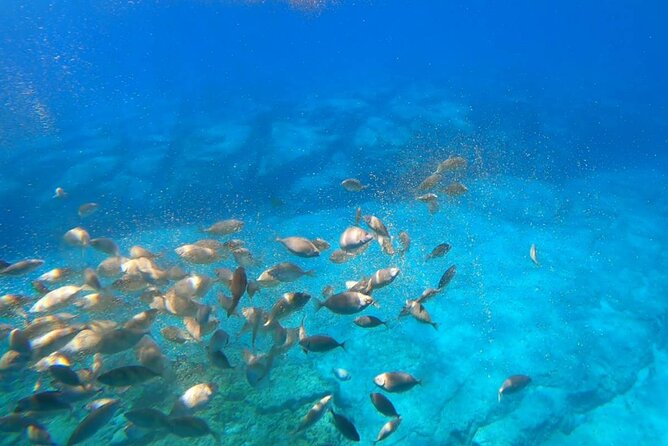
[1,1,667,445]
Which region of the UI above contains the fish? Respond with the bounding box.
[374,417,402,443]
[257,262,314,284]
[240,307,268,346]
[66,399,120,446]
[498,375,531,401]
[83,268,102,291]
[58,329,102,357]
[37,268,74,283]
[0,350,29,373]
[370,267,401,289]
[48,364,81,387]
[202,219,244,235]
[78,203,99,218]
[232,247,258,267]
[187,315,218,341]
[0,294,30,318]
[402,299,438,329]
[322,285,335,298]
[130,245,160,259]
[530,243,539,266]
[300,335,345,353]
[29,285,82,313]
[0,413,38,433]
[227,266,247,317]
[63,227,90,247]
[170,382,218,416]
[346,278,373,294]
[435,156,467,173]
[294,394,332,433]
[10,328,32,354]
[443,182,468,196]
[370,392,399,417]
[315,291,375,315]
[90,238,121,256]
[23,313,76,339]
[437,265,457,289]
[0,323,13,341]
[26,423,55,445]
[311,238,331,251]
[53,187,67,199]
[208,329,230,351]
[243,348,275,387]
[208,349,234,369]
[363,215,390,237]
[398,231,411,254]
[195,304,212,326]
[194,238,225,251]
[14,391,72,413]
[329,249,356,264]
[124,309,159,332]
[416,193,439,214]
[173,274,212,299]
[418,173,442,191]
[264,292,311,326]
[276,236,320,257]
[135,336,168,375]
[124,407,170,429]
[167,416,221,443]
[96,365,161,387]
[374,372,421,393]
[215,267,234,287]
[332,368,351,381]
[354,207,362,225]
[112,274,149,293]
[74,292,119,312]
[353,315,386,328]
[30,325,84,358]
[341,178,368,192]
[426,243,451,260]
[96,257,125,278]
[339,226,374,252]
[0,259,44,276]
[175,244,220,264]
[97,328,146,354]
[85,398,117,412]
[415,288,442,305]
[329,408,360,441]
[379,235,396,255]
[161,326,193,344]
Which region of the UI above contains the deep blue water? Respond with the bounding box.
[0,1,667,445]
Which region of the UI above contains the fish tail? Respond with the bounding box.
[305,270,316,277]
[314,298,323,312]
[498,390,503,402]
[432,323,439,330]
[212,431,222,446]
[340,341,346,351]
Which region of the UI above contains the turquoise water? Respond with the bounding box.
[1,1,668,445]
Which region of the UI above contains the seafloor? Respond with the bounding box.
[0,85,666,445]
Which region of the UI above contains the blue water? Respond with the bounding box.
[1,1,667,445]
